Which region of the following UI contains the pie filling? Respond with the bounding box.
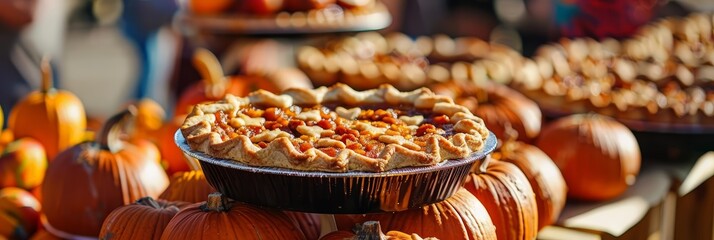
[210,104,455,159]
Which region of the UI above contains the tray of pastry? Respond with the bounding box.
[174,1,391,35]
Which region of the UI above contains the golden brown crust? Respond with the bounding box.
[180,84,490,172]
[512,13,714,126]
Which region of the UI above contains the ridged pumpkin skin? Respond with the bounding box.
[496,140,567,229]
[99,197,183,240]
[335,188,497,240]
[285,211,321,240]
[160,193,307,240]
[8,61,86,160]
[159,170,216,203]
[464,158,539,240]
[536,114,641,201]
[0,187,41,239]
[0,138,48,190]
[41,109,170,237]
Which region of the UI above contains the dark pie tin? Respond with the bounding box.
[175,130,497,214]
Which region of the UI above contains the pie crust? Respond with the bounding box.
[180,84,490,172]
[511,13,714,126]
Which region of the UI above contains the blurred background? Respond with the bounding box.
[2,0,712,120]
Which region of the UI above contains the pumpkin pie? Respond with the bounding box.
[180,84,490,172]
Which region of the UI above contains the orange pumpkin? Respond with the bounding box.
[131,98,165,142]
[8,58,86,160]
[41,108,169,237]
[159,192,307,240]
[157,115,193,175]
[100,197,185,240]
[0,105,3,130]
[335,188,496,240]
[285,211,321,240]
[0,187,41,239]
[174,48,279,117]
[430,81,542,142]
[0,138,47,190]
[495,140,567,230]
[159,170,215,203]
[321,221,433,240]
[536,114,641,201]
[464,157,539,240]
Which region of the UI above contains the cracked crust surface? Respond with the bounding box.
[181,84,490,172]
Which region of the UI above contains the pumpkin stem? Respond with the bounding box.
[97,106,137,152]
[202,192,230,212]
[193,48,226,99]
[136,197,161,209]
[352,221,387,240]
[40,56,54,93]
[474,86,489,103]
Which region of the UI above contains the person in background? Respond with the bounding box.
[119,0,178,100]
[0,0,37,129]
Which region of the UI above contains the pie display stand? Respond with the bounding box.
[174,3,392,36]
[175,130,498,236]
[172,2,393,60]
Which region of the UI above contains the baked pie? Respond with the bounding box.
[511,13,714,126]
[297,32,523,91]
[180,84,490,172]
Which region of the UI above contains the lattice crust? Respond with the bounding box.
[181,84,490,172]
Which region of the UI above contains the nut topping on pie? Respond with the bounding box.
[181,84,490,172]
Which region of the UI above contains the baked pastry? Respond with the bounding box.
[297,32,523,91]
[511,13,714,126]
[180,84,490,172]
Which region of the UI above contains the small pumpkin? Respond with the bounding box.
[159,170,216,203]
[0,138,48,190]
[536,114,641,201]
[174,48,278,117]
[99,197,185,240]
[430,81,542,142]
[131,98,166,142]
[321,221,435,240]
[8,58,87,160]
[0,187,41,239]
[41,107,170,237]
[159,192,307,240]
[335,188,496,240]
[494,137,567,230]
[464,157,539,240]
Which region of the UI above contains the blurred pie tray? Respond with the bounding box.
[174,3,392,35]
[175,130,497,214]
